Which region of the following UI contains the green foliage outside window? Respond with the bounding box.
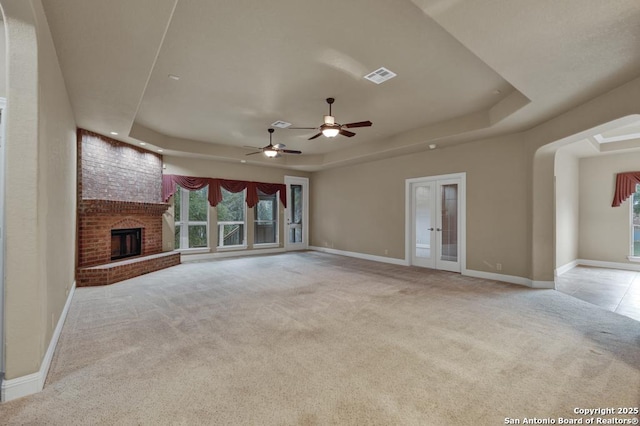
[217,189,244,221]
[174,186,208,249]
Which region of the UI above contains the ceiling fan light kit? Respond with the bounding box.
[322,127,340,138]
[263,148,279,158]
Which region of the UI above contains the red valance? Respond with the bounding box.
[612,172,640,207]
[162,174,286,208]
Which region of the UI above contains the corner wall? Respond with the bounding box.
[554,148,580,270]
[1,0,76,400]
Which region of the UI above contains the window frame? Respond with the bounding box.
[174,186,210,252]
[254,190,279,247]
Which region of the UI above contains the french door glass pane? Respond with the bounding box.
[414,185,431,259]
[440,184,458,262]
[290,184,303,243]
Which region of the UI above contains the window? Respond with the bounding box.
[174,186,209,249]
[632,185,640,256]
[217,188,246,247]
[254,191,278,245]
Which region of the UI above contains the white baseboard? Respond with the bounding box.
[181,247,286,263]
[309,246,409,266]
[463,269,555,289]
[310,247,554,288]
[576,258,640,272]
[1,281,76,402]
[555,260,579,276]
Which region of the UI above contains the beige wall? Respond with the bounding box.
[0,19,6,98]
[163,156,310,253]
[312,75,640,283]
[554,148,580,269]
[311,134,530,277]
[578,151,640,263]
[2,0,76,380]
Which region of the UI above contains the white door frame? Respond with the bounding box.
[405,172,466,272]
[284,176,309,251]
[0,97,6,380]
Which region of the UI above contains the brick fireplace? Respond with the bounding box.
[76,129,180,286]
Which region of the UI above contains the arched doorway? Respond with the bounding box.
[534,114,640,321]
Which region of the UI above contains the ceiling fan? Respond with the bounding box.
[244,128,302,158]
[289,98,372,140]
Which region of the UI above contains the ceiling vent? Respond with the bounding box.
[271,120,292,128]
[364,67,397,84]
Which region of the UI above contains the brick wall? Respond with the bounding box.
[77,200,166,267]
[79,129,162,203]
[77,129,177,285]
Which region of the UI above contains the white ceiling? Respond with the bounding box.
[41,0,640,170]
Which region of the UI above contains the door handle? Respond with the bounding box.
[436,228,442,231]
[428,228,434,231]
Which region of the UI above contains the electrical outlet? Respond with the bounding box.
[496,263,502,271]
[384,249,388,255]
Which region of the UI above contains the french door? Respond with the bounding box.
[406,173,465,272]
[284,176,308,251]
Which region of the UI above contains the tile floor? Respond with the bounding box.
[556,265,640,322]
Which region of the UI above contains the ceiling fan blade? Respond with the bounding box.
[308,132,323,140]
[245,151,262,156]
[282,149,302,154]
[339,129,356,137]
[343,121,372,128]
[243,145,263,150]
[288,127,318,130]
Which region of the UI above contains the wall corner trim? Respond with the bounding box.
[1,281,76,402]
[309,246,409,266]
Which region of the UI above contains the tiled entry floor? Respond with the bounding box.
[556,265,640,322]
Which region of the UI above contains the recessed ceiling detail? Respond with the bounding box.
[40,0,640,170]
[364,67,397,85]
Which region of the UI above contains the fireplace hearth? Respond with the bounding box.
[111,228,142,260]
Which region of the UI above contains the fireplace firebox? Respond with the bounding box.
[111,228,142,260]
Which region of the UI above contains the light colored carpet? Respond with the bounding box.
[1,252,639,425]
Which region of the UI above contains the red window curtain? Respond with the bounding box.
[612,172,640,207]
[162,174,219,206]
[162,174,287,208]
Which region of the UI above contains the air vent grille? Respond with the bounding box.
[364,67,397,84]
[271,120,292,128]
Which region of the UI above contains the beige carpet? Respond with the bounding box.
[1,252,639,425]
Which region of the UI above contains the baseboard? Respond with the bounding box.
[310,247,555,288]
[463,269,555,289]
[1,281,76,402]
[181,247,286,262]
[309,246,409,266]
[555,260,578,276]
[577,258,640,272]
